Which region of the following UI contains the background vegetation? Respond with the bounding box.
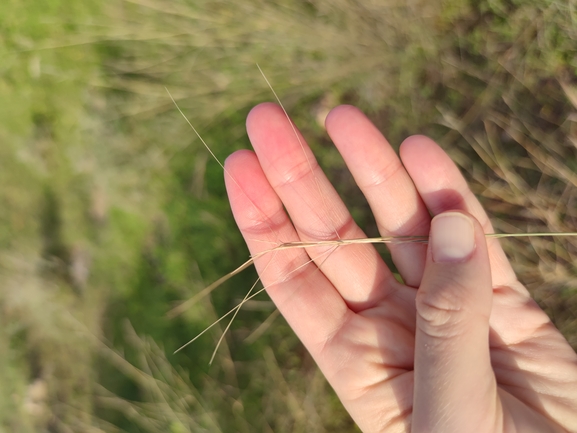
[1,0,576,431]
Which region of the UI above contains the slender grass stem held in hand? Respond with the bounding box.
[167,80,577,359]
[167,65,577,431]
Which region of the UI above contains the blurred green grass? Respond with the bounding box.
[1,0,576,431]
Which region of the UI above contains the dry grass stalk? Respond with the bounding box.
[166,71,577,361]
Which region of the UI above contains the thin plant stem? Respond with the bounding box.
[168,70,577,360]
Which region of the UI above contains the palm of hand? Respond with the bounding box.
[225,103,577,432]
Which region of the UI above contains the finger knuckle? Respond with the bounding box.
[415,283,468,339]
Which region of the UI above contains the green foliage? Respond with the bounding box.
[1,0,576,431]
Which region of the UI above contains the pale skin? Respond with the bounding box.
[224,103,577,432]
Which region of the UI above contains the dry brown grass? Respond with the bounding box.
[2,0,577,431]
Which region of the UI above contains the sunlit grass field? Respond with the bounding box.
[1,0,576,431]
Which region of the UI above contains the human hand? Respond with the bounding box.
[224,103,577,432]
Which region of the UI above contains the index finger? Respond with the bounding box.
[400,135,518,289]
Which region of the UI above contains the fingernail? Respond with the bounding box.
[431,212,475,263]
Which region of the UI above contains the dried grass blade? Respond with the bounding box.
[174,245,338,355]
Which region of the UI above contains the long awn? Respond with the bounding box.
[166,69,577,362]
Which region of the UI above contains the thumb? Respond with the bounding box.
[412,211,498,433]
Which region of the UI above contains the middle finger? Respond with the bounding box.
[246,103,396,311]
[326,105,431,287]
